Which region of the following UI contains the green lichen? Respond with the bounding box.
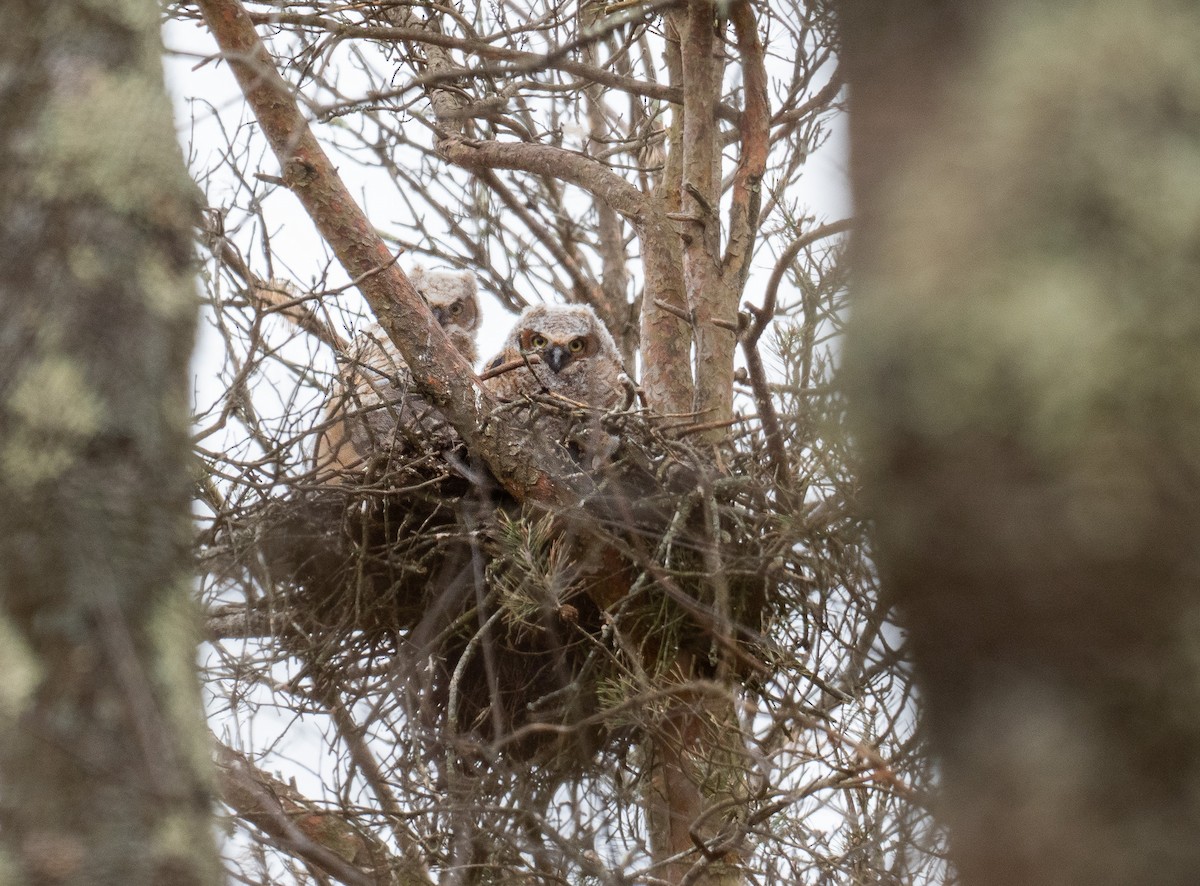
[1,356,103,492]
[33,69,193,228]
[139,251,198,322]
[0,614,43,720]
[67,243,107,287]
[79,0,160,36]
[148,582,216,795]
[0,846,19,886]
[854,0,1200,470]
[153,808,220,882]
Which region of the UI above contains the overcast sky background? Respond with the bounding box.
[162,13,851,385]
[164,17,856,873]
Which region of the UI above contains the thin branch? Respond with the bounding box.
[770,67,844,132]
[476,167,603,312]
[196,204,349,351]
[239,7,748,117]
[196,0,583,506]
[746,218,851,347]
[741,335,792,490]
[214,742,409,886]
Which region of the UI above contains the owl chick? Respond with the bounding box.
[483,304,626,408]
[482,304,629,464]
[409,265,479,364]
[314,266,480,482]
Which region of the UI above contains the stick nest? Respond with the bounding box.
[199,405,809,777]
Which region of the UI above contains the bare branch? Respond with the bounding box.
[746,218,852,348]
[437,134,652,223]
[196,0,583,505]
[243,7,706,113]
[215,742,416,886]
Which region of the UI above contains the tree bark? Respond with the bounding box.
[644,674,752,886]
[676,1,736,434]
[0,3,220,884]
[842,2,1200,883]
[197,0,585,507]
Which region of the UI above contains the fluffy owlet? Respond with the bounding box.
[482,304,629,462]
[314,266,480,482]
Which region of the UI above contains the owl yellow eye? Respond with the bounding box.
[568,337,586,353]
[530,334,548,349]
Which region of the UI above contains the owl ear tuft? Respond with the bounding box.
[408,264,427,291]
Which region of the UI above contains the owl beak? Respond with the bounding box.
[431,306,447,326]
[544,345,570,373]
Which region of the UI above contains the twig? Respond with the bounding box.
[478,355,541,382]
[195,0,585,507]
[745,218,851,348]
[196,198,349,351]
[214,742,400,886]
[239,6,751,119]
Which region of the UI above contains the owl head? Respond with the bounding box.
[410,265,480,363]
[504,304,618,370]
[485,303,627,410]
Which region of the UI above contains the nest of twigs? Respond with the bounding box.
[201,403,797,774]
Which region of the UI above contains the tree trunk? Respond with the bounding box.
[0,3,220,884]
[675,1,737,434]
[645,674,751,886]
[842,2,1200,883]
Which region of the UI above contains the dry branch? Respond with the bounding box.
[196,199,349,352]
[741,219,851,486]
[215,743,422,886]
[195,0,583,506]
[723,0,771,288]
[238,7,730,115]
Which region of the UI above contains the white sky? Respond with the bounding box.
[162,13,850,382]
[165,16,867,876]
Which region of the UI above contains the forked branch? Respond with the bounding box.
[215,742,420,886]
[195,0,582,505]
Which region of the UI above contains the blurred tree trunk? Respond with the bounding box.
[842,2,1200,884]
[0,3,220,884]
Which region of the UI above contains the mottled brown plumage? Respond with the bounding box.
[314,267,479,481]
[482,304,629,464]
[482,304,626,408]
